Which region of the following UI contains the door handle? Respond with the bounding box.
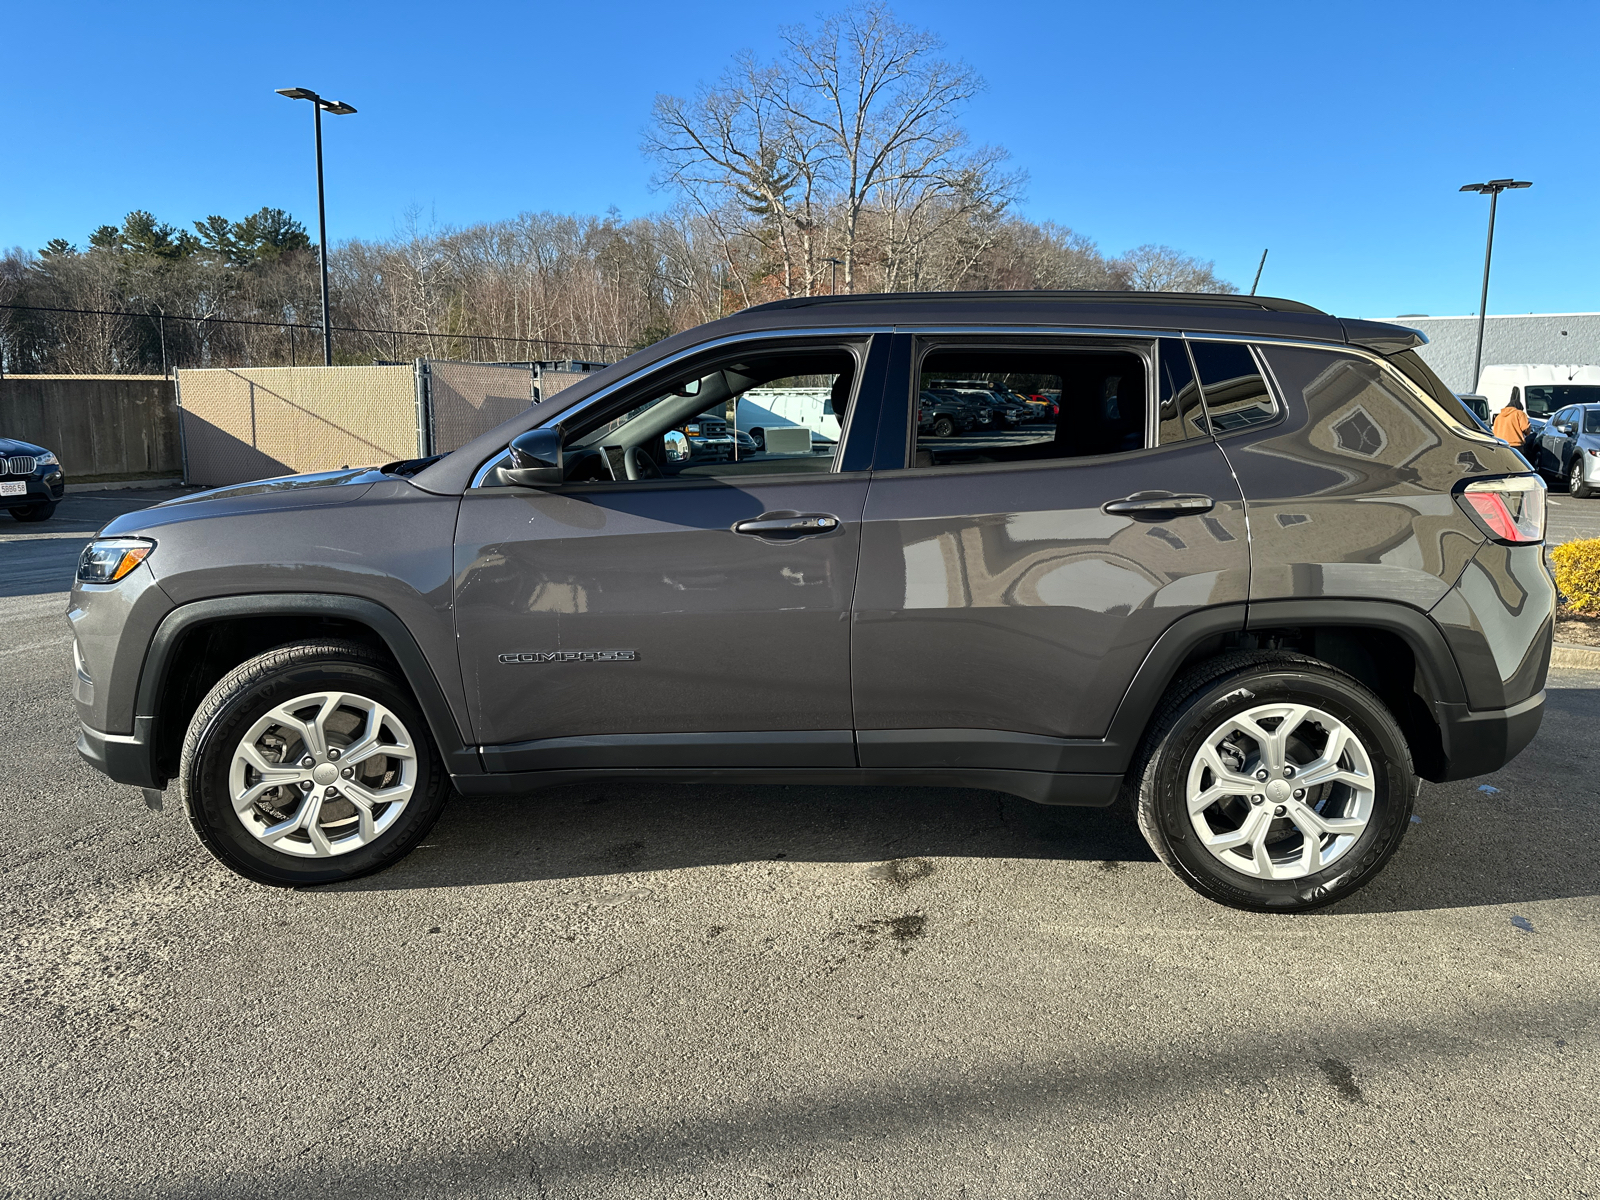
[731,512,841,538]
[1101,492,1215,520]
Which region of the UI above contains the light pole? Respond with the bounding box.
[1459,178,1531,393]
[276,87,357,367]
[824,258,842,295]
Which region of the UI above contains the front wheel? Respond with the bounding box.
[9,500,58,522]
[179,639,451,886]
[1130,652,1415,912]
[1571,455,1594,499]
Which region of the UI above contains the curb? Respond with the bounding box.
[1551,642,1600,670]
[66,477,185,493]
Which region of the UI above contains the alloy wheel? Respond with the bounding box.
[1184,701,1375,880]
[227,690,417,858]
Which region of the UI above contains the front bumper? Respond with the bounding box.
[0,470,65,505]
[78,718,163,790]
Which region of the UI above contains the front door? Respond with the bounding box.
[850,334,1251,771]
[454,335,885,771]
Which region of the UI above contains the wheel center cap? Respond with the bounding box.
[312,763,339,786]
[1266,778,1292,803]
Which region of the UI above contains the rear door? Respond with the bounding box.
[850,334,1250,771]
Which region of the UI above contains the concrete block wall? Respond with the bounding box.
[0,375,180,479]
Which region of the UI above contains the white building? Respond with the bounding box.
[1368,312,1600,393]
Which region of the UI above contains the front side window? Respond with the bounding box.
[484,344,860,486]
[911,345,1147,467]
[1189,341,1278,434]
[1584,409,1600,435]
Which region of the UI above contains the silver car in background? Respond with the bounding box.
[1532,401,1600,498]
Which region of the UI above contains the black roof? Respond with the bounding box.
[748,289,1327,316]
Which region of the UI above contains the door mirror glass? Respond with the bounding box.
[663,429,691,463]
[502,428,564,486]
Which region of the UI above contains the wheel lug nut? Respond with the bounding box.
[299,780,313,791]
[324,787,339,798]
[1293,788,1306,800]
[328,749,341,761]
[341,767,354,779]
[1283,765,1296,778]
[1274,805,1287,817]
[1251,794,1265,805]
[1255,769,1269,781]
[300,756,314,768]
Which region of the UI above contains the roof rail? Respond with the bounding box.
[746,290,1328,317]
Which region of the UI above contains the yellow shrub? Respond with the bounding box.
[1551,538,1600,615]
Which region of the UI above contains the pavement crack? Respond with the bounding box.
[443,960,636,1065]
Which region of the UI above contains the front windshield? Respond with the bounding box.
[1524,385,1600,417]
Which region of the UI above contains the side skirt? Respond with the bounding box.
[451,766,1124,807]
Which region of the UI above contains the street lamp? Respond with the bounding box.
[1460,178,1531,393]
[276,87,358,367]
[824,258,842,295]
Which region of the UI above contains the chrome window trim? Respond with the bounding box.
[468,326,890,489]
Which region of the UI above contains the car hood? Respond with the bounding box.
[97,467,389,536]
[0,436,50,456]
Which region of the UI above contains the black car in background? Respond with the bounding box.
[1,436,66,521]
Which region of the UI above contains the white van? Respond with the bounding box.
[1477,365,1600,421]
[736,387,840,442]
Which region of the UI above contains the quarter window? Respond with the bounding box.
[1188,342,1278,434]
[911,346,1147,467]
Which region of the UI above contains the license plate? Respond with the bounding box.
[0,482,25,497]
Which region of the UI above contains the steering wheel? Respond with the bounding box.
[624,444,663,481]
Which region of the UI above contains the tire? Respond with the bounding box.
[1128,652,1415,913]
[179,639,450,886]
[932,415,956,438]
[9,501,58,522]
[1571,455,1593,499]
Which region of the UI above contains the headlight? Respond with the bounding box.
[34,451,58,467]
[77,537,156,584]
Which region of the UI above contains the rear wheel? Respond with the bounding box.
[1570,455,1593,499]
[1130,652,1415,912]
[179,639,450,886]
[932,415,956,438]
[9,500,57,522]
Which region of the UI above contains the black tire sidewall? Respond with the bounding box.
[933,416,955,438]
[1147,668,1413,911]
[186,657,445,886]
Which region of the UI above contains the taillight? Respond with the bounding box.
[1457,475,1546,544]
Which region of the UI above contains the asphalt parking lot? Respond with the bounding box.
[3,490,1598,1198]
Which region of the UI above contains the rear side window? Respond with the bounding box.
[1259,345,1448,467]
[1188,342,1278,434]
[911,346,1147,467]
[1157,338,1206,444]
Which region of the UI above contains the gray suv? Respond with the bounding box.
[70,292,1553,911]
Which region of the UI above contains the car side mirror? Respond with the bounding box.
[501,428,564,486]
[1556,422,1575,435]
[663,429,691,463]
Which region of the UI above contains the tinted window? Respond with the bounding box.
[911,347,1146,467]
[1528,385,1600,412]
[1188,342,1277,434]
[1586,409,1600,435]
[1157,338,1206,444]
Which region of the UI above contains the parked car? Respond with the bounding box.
[917,389,976,438]
[925,387,993,429]
[683,412,736,461]
[1,436,66,521]
[72,291,1551,913]
[1457,393,1490,424]
[1531,402,1600,497]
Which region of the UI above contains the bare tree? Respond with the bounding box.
[1113,244,1238,293]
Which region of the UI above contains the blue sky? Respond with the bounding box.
[3,0,1595,318]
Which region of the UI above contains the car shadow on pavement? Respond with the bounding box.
[1325,681,1600,916]
[334,781,1158,892]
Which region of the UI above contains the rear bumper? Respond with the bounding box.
[78,718,163,790]
[1431,690,1545,781]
